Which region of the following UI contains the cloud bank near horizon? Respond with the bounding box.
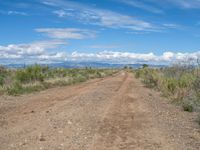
[0,42,200,65]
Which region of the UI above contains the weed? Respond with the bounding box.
[182,102,193,112]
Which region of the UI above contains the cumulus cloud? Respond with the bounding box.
[0,40,67,63]
[70,51,156,62]
[69,51,200,64]
[38,52,67,61]
[35,28,96,39]
[1,40,200,65]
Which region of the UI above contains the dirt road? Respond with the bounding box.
[1,72,200,150]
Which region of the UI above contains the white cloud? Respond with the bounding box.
[166,0,200,9]
[93,10,153,31]
[42,0,157,32]
[70,51,156,62]
[43,0,181,32]
[38,52,67,61]
[35,28,96,39]
[69,51,200,64]
[120,0,200,11]
[162,23,180,29]
[144,0,200,9]
[119,0,164,14]
[161,52,174,61]
[1,45,200,64]
[0,40,67,63]
[53,10,67,17]
[0,40,65,56]
[0,10,27,16]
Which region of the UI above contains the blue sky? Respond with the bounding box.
[0,0,200,64]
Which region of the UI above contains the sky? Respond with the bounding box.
[0,0,200,65]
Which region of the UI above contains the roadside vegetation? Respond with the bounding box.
[0,65,117,96]
[135,61,200,113]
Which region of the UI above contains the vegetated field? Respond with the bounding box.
[0,65,117,95]
[1,66,200,150]
[135,63,200,113]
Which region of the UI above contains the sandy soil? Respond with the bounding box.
[0,71,200,150]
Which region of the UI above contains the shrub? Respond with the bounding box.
[7,82,23,95]
[142,64,148,68]
[72,74,88,83]
[53,80,69,86]
[137,68,159,88]
[193,78,200,100]
[0,76,4,86]
[182,102,193,112]
[0,66,7,86]
[165,78,177,94]
[7,82,44,95]
[135,70,141,78]
[96,71,102,78]
[15,65,45,83]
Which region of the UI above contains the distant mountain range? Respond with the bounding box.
[3,61,166,69]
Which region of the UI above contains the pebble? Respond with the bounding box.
[67,120,72,125]
[39,134,46,141]
[58,130,63,134]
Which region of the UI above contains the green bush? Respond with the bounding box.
[193,78,200,100]
[182,102,193,112]
[0,66,7,86]
[135,70,141,78]
[0,76,4,86]
[7,82,44,95]
[15,65,45,83]
[7,82,23,95]
[142,64,148,68]
[72,74,88,83]
[144,70,159,88]
[165,78,177,94]
[135,68,159,88]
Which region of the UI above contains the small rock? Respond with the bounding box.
[39,137,46,141]
[39,134,46,141]
[58,130,63,134]
[67,120,72,125]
